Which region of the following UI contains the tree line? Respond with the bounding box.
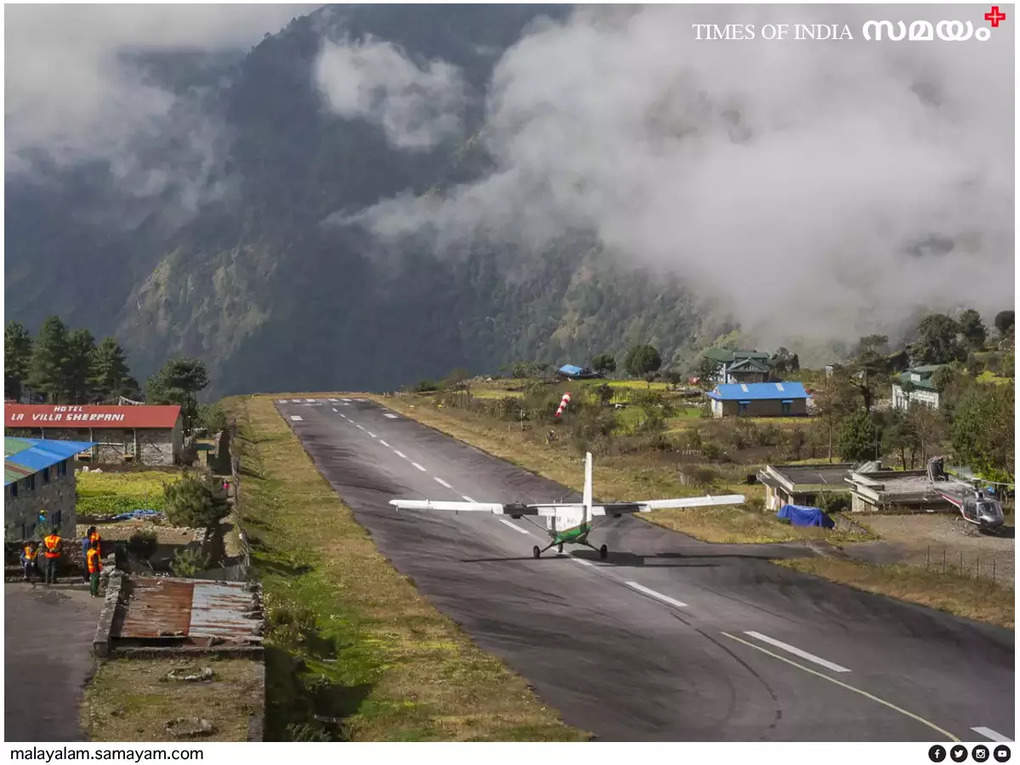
[5,316,212,435]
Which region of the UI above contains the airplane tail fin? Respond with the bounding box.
[583,451,593,523]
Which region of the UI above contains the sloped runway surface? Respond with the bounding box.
[278,397,1014,742]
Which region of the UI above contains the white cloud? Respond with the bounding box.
[5,4,318,215]
[314,37,465,149]
[346,5,1013,348]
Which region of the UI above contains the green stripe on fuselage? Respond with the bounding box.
[553,524,590,543]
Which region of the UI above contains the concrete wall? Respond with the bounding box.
[891,384,940,411]
[5,462,76,541]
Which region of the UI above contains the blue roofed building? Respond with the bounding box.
[5,437,94,541]
[557,364,601,380]
[706,382,810,418]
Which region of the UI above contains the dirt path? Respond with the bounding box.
[845,514,1014,586]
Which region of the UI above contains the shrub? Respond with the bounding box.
[127,530,158,559]
[411,379,438,393]
[816,493,850,514]
[170,548,209,577]
[163,473,229,528]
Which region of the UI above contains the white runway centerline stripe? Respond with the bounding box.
[434,477,452,488]
[290,415,303,421]
[328,398,338,402]
[625,581,687,608]
[384,413,399,419]
[305,398,315,402]
[743,631,851,673]
[393,450,408,460]
[498,518,531,535]
[332,407,338,412]
[721,632,959,742]
[379,440,390,447]
[461,495,475,502]
[367,431,376,438]
[355,424,365,431]
[972,727,1011,742]
[411,462,427,472]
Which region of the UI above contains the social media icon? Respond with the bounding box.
[930,746,947,762]
[951,745,969,763]
[974,746,990,763]
[993,745,1011,763]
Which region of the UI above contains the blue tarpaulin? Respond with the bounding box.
[777,504,834,528]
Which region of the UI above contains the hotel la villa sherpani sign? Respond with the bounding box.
[9,406,127,423]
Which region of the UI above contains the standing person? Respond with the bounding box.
[81,526,101,582]
[86,540,102,598]
[20,541,38,582]
[41,528,62,584]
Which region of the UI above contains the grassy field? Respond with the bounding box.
[222,394,587,741]
[76,470,183,516]
[774,558,1014,630]
[82,657,260,741]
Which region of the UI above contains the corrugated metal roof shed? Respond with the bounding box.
[5,437,95,485]
[6,404,181,430]
[113,576,262,646]
[707,382,809,401]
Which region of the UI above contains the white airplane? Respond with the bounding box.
[389,452,745,559]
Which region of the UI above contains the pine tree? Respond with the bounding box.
[89,337,132,402]
[147,357,209,434]
[27,316,70,402]
[4,321,33,401]
[65,328,96,403]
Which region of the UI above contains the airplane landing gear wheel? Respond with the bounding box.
[557,543,564,553]
[599,544,608,560]
[533,545,541,559]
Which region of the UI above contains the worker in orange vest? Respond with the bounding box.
[42,528,62,584]
[20,541,38,582]
[86,539,103,598]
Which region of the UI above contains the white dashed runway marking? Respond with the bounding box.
[384,413,399,419]
[290,415,303,421]
[743,631,851,673]
[434,477,452,488]
[498,519,531,535]
[411,462,427,472]
[625,581,687,609]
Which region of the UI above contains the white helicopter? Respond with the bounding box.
[390,452,745,559]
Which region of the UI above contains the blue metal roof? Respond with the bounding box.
[707,382,809,401]
[558,364,584,376]
[5,437,94,486]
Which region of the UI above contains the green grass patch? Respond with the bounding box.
[223,395,586,742]
[76,470,183,516]
[774,557,1014,630]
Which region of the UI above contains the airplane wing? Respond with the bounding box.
[389,500,582,517]
[591,494,745,515]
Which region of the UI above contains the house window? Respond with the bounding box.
[42,467,50,484]
[24,475,34,492]
[781,400,792,415]
[53,510,62,528]
[9,482,17,499]
[58,460,67,478]
[738,401,750,416]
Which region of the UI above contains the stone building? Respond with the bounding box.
[891,365,945,411]
[757,463,854,511]
[6,405,183,465]
[5,437,94,541]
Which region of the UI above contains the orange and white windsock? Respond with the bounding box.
[555,392,572,417]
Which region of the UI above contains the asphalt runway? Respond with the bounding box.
[278,397,1014,742]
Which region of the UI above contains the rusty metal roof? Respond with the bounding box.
[113,576,262,646]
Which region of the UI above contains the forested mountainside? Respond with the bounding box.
[6,5,723,397]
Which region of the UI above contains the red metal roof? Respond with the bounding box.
[5,404,181,430]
